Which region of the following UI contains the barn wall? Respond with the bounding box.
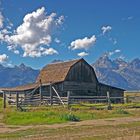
[65,60,98,84]
[98,83,124,102]
[62,81,98,96]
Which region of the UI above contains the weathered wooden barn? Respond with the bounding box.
[0,58,124,106]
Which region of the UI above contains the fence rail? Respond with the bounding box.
[2,89,140,109]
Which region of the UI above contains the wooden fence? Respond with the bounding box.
[2,87,140,110]
[3,91,125,110]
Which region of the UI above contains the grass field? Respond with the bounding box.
[1,102,134,125]
[1,98,140,139]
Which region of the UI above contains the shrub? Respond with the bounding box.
[60,114,80,122]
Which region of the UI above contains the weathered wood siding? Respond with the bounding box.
[59,60,99,96]
[65,60,98,83]
[97,83,124,102]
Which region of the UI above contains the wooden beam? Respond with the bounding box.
[107,91,112,110]
[39,84,42,104]
[52,86,65,107]
[50,83,53,105]
[3,92,6,109]
[67,91,71,109]
[16,92,19,109]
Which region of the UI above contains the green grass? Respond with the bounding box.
[3,107,78,125]
[1,98,140,139]
[1,98,140,126]
[2,106,132,125]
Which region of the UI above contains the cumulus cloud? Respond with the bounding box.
[7,45,20,54]
[108,49,121,56]
[69,35,96,50]
[0,7,64,57]
[0,12,4,28]
[101,25,112,35]
[77,52,89,57]
[0,54,8,63]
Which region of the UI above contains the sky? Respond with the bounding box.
[0,0,140,69]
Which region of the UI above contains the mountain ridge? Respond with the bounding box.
[92,54,140,90]
[0,63,39,88]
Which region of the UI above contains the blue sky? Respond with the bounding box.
[0,0,140,69]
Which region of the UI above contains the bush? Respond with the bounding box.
[60,114,80,122]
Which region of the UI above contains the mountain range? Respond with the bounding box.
[92,54,140,90]
[0,55,140,90]
[0,63,39,88]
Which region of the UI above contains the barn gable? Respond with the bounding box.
[65,59,98,83]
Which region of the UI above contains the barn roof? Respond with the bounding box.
[36,59,82,84]
[0,83,39,92]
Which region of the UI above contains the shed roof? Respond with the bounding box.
[0,83,39,92]
[36,59,82,84]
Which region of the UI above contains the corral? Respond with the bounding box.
[0,59,124,108]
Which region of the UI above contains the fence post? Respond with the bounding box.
[125,95,129,103]
[107,91,112,110]
[50,83,53,105]
[39,84,42,104]
[3,92,6,109]
[16,92,19,109]
[67,91,70,109]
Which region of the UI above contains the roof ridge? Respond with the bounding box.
[48,58,82,65]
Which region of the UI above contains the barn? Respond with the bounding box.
[0,58,124,106]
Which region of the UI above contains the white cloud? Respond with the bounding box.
[0,12,4,28]
[101,25,112,35]
[108,49,121,56]
[13,50,20,54]
[41,47,58,55]
[23,47,58,57]
[54,38,61,43]
[115,49,121,53]
[77,52,89,57]
[113,39,117,45]
[0,54,8,63]
[1,7,64,57]
[7,45,20,54]
[69,35,96,50]
[122,16,134,21]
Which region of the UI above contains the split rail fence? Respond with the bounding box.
[3,92,125,110]
[2,86,140,110]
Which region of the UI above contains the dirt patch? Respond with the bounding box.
[0,117,140,134]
